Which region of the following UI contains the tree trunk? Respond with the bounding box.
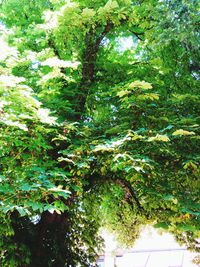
[12,211,70,267]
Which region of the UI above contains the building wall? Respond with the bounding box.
[97,228,199,267]
[97,249,198,267]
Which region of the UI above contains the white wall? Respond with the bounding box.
[98,227,198,267]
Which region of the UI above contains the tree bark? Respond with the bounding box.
[75,22,113,119]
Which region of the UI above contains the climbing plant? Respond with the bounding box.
[0,0,199,266]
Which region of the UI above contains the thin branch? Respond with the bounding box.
[129,30,144,41]
[115,178,144,212]
[48,37,61,59]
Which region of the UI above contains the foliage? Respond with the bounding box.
[0,0,199,266]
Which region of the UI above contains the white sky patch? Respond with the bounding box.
[0,22,6,31]
[0,40,18,61]
[101,36,138,52]
[116,36,138,52]
[32,61,40,69]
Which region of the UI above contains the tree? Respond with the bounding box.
[0,0,199,266]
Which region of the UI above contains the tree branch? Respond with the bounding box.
[75,22,113,119]
[115,178,144,212]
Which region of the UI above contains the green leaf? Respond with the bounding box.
[172,129,195,136]
[154,222,169,229]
